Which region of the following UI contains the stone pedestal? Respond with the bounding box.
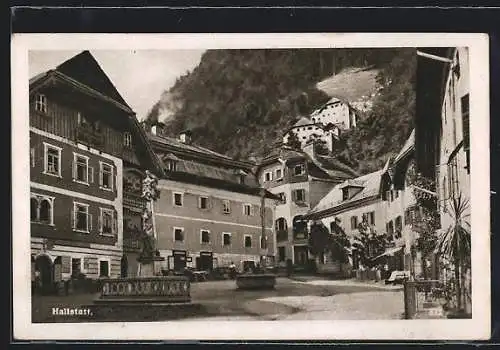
[137,256,165,277]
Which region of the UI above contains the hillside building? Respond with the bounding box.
[282,116,339,153]
[30,51,162,292]
[310,97,357,130]
[142,124,278,273]
[256,140,359,268]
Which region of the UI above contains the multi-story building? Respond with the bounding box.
[310,97,357,130]
[282,116,340,153]
[142,124,278,272]
[30,51,161,292]
[415,47,471,310]
[257,140,359,267]
[415,47,470,229]
[306,169,385,273]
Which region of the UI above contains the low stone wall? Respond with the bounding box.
[95,276,191,303]
[236,274,276,290]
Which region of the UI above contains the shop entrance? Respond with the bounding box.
[294,245,309,266]
[197,251,213,271]
[172,250,187,271]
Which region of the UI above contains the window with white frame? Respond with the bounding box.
[275,168,283,180]
[100,162,113,190]
[99,208,116,236]
[243,204,253,216]
[264,172,273,182]
[71,258,82,277]
[73,153,89,184]
[99,260,110,277]
[173,192,183,206]
[174,227,184,242]
[200,229,210,244]
[199,196,209,210]
[123,132,132,148]
[30,194,54,225]
[73,202,91,232]
[293,189,306,203]
[35,93,47,114]
[44,143,61,176]
[222,199,231,214]
[222,232,231,246]
[244,235,252,248]
[294,163,305,176]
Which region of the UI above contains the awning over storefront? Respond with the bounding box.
[372,246,403,261]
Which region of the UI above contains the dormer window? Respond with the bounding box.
[35,94,47,114]
[164,153,180,172]
[166,161,177,172]
[294,164,305,176]
[342,188,349,201]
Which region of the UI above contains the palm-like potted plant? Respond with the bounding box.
[436,193,471,317]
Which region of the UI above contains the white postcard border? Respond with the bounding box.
[12,33,491,340]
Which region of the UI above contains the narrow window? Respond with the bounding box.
[222,199,231,214]
[223,233,231,246]
[39,199,52,224]
[100,209,114,235]
[201,230,210,244]
[30,198,38,221]
[294,189,305,202]
[350,216,358,230]
[174,228,184,242]
[276,168,283,179]
[99,260,109,277]
[244,204,252,216]
[173,193,183,206]
[35,94,47,114]
[123,132,132,148]
[244,235,252,248]
[74,154,89,183]
[44,144,61,176]
[199,196,208,209]
[100,163,113,190]
[74,203,90,232]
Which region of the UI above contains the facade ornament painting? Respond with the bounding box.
[140,171,160,259]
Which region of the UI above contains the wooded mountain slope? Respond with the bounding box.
[145,48,415,175]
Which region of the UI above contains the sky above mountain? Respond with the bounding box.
[28,49,205,120]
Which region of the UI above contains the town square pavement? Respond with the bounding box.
[32,277,404,322]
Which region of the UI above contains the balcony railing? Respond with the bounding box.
[293,230,308,240]
[75,124,104,148]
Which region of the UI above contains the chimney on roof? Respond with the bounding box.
[140,121,151,133]
[179,129,192,144]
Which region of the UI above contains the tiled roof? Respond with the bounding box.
[149,134,235,161]
[310,169,383,215]
[261,145,306,165]
[293,116,313,127]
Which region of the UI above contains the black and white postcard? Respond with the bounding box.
[11,33,491,340]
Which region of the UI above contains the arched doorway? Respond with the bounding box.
[120,255,128,278]
[35,254,53,295]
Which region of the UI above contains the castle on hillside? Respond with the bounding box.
[282,97,358,153]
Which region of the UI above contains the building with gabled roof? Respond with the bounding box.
[29,51,163,291]
[141,123,279,272]
[256,139,358,267]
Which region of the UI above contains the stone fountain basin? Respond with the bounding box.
[236,274,277,290]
